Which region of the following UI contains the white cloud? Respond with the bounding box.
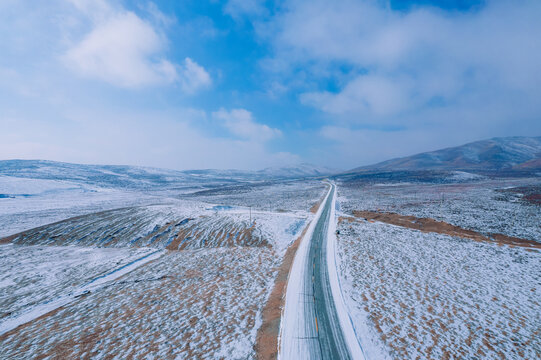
[180,58,212,93]
[143,2,176,27]
[317,125,421,168]
[301,74,414,116]
[213,108,281,142]
[67,0,115,21]
[64,11,173,87]
[0,107,297,170]
[224,0,267,20]
[268,0,541,123]
[0,1,294,171]
[64,1,211,91]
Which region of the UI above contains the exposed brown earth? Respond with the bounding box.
[310,198,323,214]
[0,305,67,343]
[0,207,133,244]
[524,193,541,205]
[1,187,327,359]
[255,186,328,360]
[513,157,541,169]
[0,233,16,244]
[352,210,541,250]
[499,185,541,206]
[0,253,165,349]
[254,227,307,360]
[1,211,269,250]
[166,225,192,250]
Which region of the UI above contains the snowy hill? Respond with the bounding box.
[257,163,337,178]
[354,136,541,172]
[0,160,335,192]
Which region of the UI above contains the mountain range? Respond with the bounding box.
[353,136,541,172]
[1,136,540,189]
[0,160,335,190]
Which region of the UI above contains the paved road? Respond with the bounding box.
[280,183,363,360]
[301,183,352,359]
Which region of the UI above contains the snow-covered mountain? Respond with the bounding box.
[0,160,218,190]
[0,160,335,192]
[354,136,541,172]
[257,163,337,178]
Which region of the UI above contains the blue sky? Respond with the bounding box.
[1,0,540,170]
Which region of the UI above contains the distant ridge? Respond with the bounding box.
[0,160,336,190]
[257,163,337,178]
[353,136,541,172]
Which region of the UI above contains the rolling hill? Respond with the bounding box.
[0,160,336,191]
[354,136,541,172]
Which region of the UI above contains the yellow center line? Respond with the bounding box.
[315,316,318,332]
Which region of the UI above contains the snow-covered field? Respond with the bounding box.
[0,175,83,195]
[337,220,540,359]
[0,247,283,359]
[186,180,327,214]
[7,171,539,359]
[0,176,325,240]
[0,244,153,324]
[0,176,326,359]
[0,176,166,238]
[336,179,541,359]
[5,202,307,257]
[338,178,541,242]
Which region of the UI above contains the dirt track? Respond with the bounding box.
[351,210,541,250]
[255,189,327,360]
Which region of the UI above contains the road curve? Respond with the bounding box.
[279,183,364,360]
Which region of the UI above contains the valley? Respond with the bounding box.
[0,143,539,359]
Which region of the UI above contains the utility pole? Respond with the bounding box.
[439,193,444,220]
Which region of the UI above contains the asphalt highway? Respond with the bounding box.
[301,183,352,359]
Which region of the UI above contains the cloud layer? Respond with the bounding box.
[0,0,287,170]
[213,108,282,142]
[1,0,540,170]
[271,0,541,118]
[248,0,541,166]
[64,1,211,91]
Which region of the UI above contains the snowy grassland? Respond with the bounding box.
[0,178,326,359]
[0,177,324,240]
[186,180,327,214]
[0,244,153,322]
[5,202,307,257]
[337,219,540,359]
[0,176,166,238]
[0,175,83,195]
[0,247,281,359]
[338,178,541,242]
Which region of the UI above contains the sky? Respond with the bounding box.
[1,0,540,171]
